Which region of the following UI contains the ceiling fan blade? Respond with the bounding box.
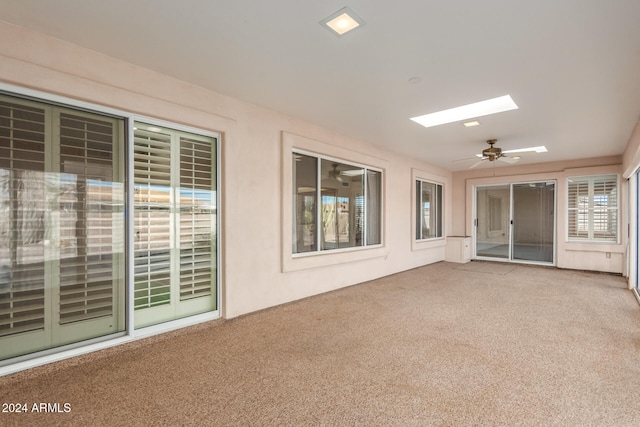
[469,159,486,169]
[497,156,518,164]
[451,156,480,163]
[502,146,548,154]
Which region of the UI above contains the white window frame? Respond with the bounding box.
[415,179,443,241]
[567,174,619,243]
[292,149,383,255]
[282,132,387,273]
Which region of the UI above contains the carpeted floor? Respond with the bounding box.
[1,261,640,426]
[453,260,516,275]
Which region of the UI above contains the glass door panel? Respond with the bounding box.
[55,109,125,345]
[512,182,555,263]
[475,181,555,265]
[133,123,217,328]
[133,127,173,328]
[176,135,216,318]
[476,185,510,258]
[1,96,125,361]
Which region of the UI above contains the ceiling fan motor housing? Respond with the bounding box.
[482,139,502,160]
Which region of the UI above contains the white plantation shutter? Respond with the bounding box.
[58,112,120,324]
[133,128,172,310]
[0,100,47,337]
[179,137,214,301]
[1,93,125,361]
[593,177,617,240]
[567,175,617,241]
[133,124,217,325]
[567,179,589,238]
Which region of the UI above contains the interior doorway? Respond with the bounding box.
[475,181,556,264]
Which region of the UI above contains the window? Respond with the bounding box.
[415,180,442,240]
[293,152,382,254]
[567,174,618,242]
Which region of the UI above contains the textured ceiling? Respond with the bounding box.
[1,0,640,170]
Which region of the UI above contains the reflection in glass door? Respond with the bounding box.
[476,185,511,258]
[0,96,125,361]
[475,181,555,264]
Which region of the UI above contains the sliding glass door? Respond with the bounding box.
[133,123,217,328]
[475,181,555,264]
[1,91,220,364]
[476,185,511,258]
[0,95,125,360]
[512,182,555,263]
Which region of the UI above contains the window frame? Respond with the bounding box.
[282,132,387,273]
[566,174,619,243]
[292,148,383,256]
[415,178,443,241]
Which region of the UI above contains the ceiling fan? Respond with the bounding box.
[327,163,343,182]
[464,139,547,169]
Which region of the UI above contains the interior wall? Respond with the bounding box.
[453,159,625,273]
[0,21,452,319]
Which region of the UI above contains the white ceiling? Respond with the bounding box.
[2,0,640,170]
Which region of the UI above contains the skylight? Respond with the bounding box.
[411,95,518,128]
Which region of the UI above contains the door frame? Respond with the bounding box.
[473,180,557,266]
[630,170,640,303]
[0,83,222,373]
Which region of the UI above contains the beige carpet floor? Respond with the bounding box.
[1,261,640,426]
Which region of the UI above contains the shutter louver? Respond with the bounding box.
[0,101,47,337]
[58,113,117,324]
[567,179,589,239]
[179,137,214,301]
[134,129,172,309]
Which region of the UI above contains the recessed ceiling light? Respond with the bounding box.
[410,95,518,128]
[463,121,480,127]
[321,7,365,36]
[147,126,162,132]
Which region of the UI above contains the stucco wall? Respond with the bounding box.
[0,21,452,319]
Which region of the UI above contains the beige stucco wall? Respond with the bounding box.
[0,22,452,319]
